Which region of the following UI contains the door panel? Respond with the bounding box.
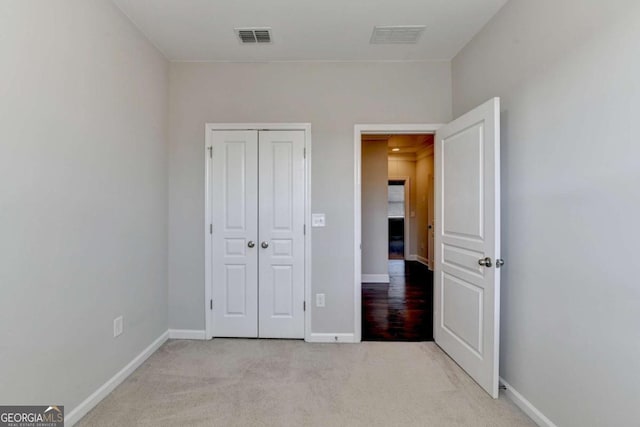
[434,98,500,398]
[272,265,293,315]
[211,130,258,338]
[442,272,483,355]
[225,265,248,315]
[442,244,485,277]
[258,130,305,339]
[442,123,484,239]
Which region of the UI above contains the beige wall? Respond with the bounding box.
[0,0,168,414]
[362,141,389,276]
[168,61,452,334]
[453,0,640,425]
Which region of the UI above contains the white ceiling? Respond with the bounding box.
[112,0,508,61]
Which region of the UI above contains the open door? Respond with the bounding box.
[434,98,501,398]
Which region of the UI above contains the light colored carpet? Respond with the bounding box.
[78,339,535,427]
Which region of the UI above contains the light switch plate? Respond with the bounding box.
[311,213,326,227]
[113,316,123,338]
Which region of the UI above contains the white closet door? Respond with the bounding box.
[258,130,306,339]
[434,98,501,398]
[211,130,259,338]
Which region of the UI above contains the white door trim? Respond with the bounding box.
[354,124,443,343]
[205,123,312,341]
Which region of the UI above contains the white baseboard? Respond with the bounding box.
[406,254,418,261]
[169,329,206,340]
[500,377,557,427]
[361,274,390,283]
[65,331,169,426]
[306,333,356,343]
[416,255,430,267]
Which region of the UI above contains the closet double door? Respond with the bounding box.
[210,130,305,339]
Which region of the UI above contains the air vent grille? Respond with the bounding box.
[235,28,272,44]
[370,25,426,44]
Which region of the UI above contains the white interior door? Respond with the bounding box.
[258,130,306,338]
[434,98,501,398]
[211,130,259,338]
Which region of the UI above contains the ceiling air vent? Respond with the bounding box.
[235,27,272,44]
[370,25,426,44]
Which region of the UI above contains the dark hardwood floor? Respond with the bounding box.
[362,260,433,342]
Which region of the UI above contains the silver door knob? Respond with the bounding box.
[496,259,505,268]
[247,241,255,248]
[261,241,269,249]
[478,257,492,267]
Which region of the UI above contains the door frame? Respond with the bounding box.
[387,176,411,260]
[354,124,443,342]
[204,123,312,340]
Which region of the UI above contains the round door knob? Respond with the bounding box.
[247,241,255,248]
[261,241,269,249]
[478,257,493,267]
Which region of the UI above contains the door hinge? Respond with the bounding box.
[303,224,306,235]
[208,146,213,158]
[210,299,213,310]
[303,301,306,311]
[303,147,306,159]
[210,224,213,234]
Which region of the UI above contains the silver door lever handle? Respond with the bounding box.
[478,257,492,267]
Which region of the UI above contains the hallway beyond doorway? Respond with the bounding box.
[362,260,433,342]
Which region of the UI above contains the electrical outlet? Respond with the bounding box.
[316,293,326,308]
[311,213,326,227]
[113,316,123,338]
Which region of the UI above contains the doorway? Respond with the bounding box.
[388,180,406,260]
[360,132,435,341]
[355,98,502,397]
